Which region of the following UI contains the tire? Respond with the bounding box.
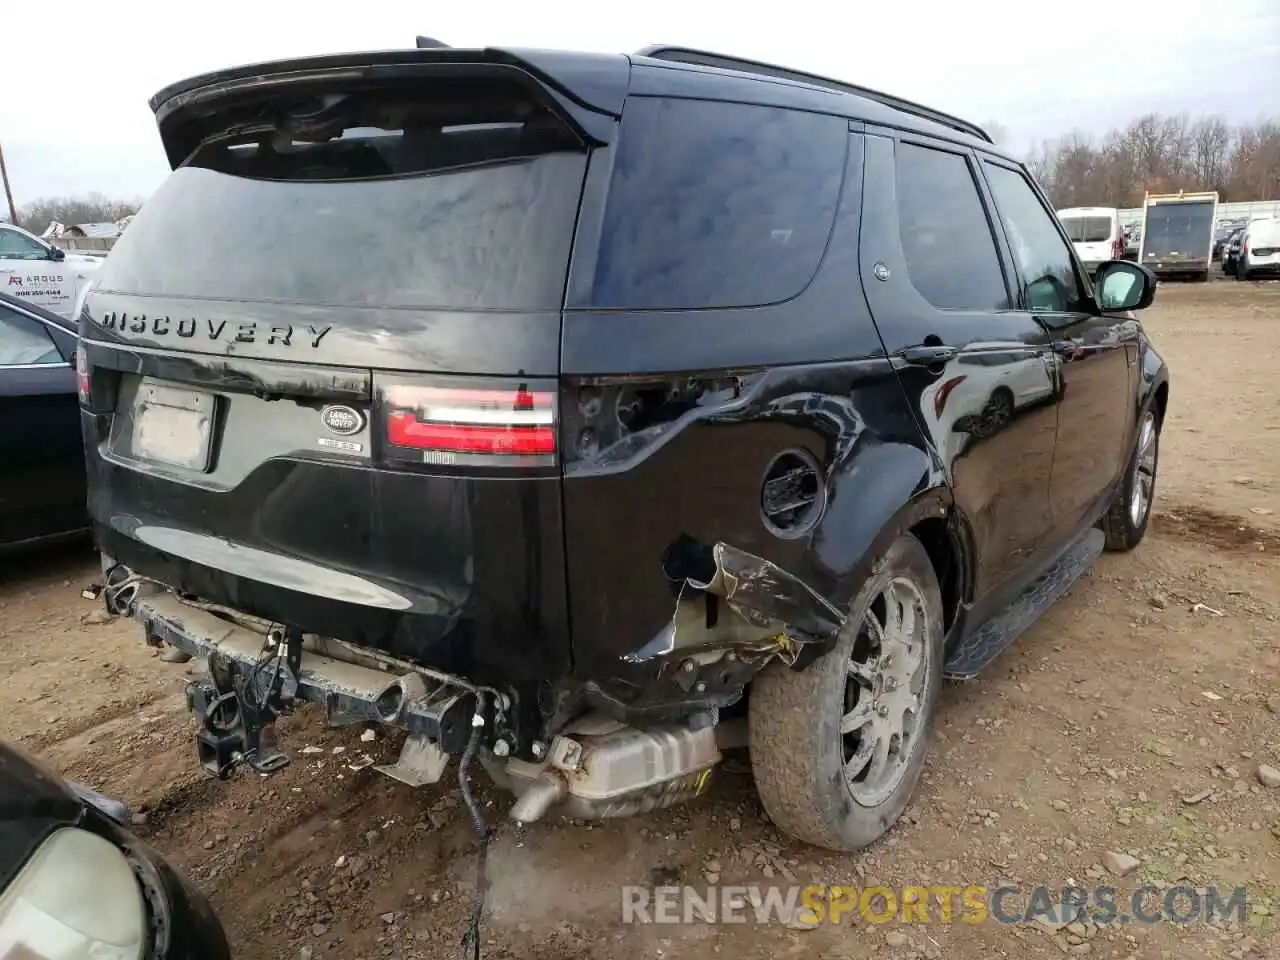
[979,388,1015,437]
[748,533,944,851]
[1101,407,1160,551]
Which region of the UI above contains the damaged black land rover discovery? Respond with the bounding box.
[77,43,1169,852]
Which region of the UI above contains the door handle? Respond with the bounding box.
[1050,340,1077,357]
[901,344,958,366]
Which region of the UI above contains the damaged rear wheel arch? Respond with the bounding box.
[908,515,963,638]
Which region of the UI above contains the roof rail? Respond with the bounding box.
[634,44,991,144]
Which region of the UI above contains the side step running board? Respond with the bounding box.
[944,528,1106,680]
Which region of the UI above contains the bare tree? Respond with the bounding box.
[1189,116,1232,191]
[17,193,141,235]
[1021,112,1279,206]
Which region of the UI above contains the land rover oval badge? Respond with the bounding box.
[321,405,363,436]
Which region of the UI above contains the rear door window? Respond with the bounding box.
[588,98,847,310]
[894,142,1009,312]
[1079,217,1112,242]
[1059,217,1113,243]
[92,77,590,311]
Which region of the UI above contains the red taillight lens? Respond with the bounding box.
[384,385,556,457]
[75,345,91,406]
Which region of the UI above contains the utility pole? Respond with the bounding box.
[0,142,17,224]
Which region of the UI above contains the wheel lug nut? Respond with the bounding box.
[877,704,890,717]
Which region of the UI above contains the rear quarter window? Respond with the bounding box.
[587,97,847,310]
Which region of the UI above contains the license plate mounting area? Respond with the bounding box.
[131,379,216,472]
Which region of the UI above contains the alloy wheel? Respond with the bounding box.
[841,577,930,807]
[1129,411,1158,528]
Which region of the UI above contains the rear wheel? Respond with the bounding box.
[748,533,944,851]
[1102,408,1159,551]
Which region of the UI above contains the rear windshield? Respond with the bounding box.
[1250,222,1280,246]
[1059,216,1113,243]
[94,78,589,311]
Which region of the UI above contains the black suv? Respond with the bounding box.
[78,44,1168,852]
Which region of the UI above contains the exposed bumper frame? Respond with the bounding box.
[134,591,477,754]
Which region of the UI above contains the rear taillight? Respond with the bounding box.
[934,375,967,419]
[382,384,556,460]
[75,345,91,406]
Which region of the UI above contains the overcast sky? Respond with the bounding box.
[2,0,1277,204]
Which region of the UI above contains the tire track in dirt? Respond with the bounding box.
[1153,504,1280,554]
[23,687,177,752]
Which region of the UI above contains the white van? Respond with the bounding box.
[1239,218,1280,280]
[1056,207,1124,276]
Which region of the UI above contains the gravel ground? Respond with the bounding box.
[2,281,1277,960]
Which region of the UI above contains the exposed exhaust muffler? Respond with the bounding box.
[494,713,721,824]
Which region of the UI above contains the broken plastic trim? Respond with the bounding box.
[624,538,845,665]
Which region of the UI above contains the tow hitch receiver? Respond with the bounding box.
[188,626,303,779]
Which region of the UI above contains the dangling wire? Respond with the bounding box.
[457,691,491,960]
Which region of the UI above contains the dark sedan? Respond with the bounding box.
[0,741,230,957]
[1222,226,1247,276]
[0,291,87,551]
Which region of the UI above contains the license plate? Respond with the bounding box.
[132,380,215,471]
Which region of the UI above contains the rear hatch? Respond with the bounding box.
[78,51,624,684]
[1246,221,1280,264]
[1060,214,1116,263]
[1142,202,1214,265]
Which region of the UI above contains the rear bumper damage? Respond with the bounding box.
[580,537,846,722]
[134,591,486,776]
[118,535,843,824]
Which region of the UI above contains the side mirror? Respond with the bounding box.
[49,246,66,262]
[1095,260,1156,312]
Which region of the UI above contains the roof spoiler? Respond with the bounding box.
[635,44,992,144]
[148,48,628,168]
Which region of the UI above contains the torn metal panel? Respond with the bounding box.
[624,540,845,664]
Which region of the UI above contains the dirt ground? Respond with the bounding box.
[3,282,1278,960]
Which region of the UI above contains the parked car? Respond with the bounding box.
[1212,227,1233,261]
[0,291,87,552]
[1222,226,1247,275]
[0,222,101,319]
[1123,226,1141,261]
[1236,218,1280,280]
[0,741,230,957]
[1056,207,1125,276]
[78,43,1169,853]
[1213,219,1246,259]
[919,342,1061,466]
